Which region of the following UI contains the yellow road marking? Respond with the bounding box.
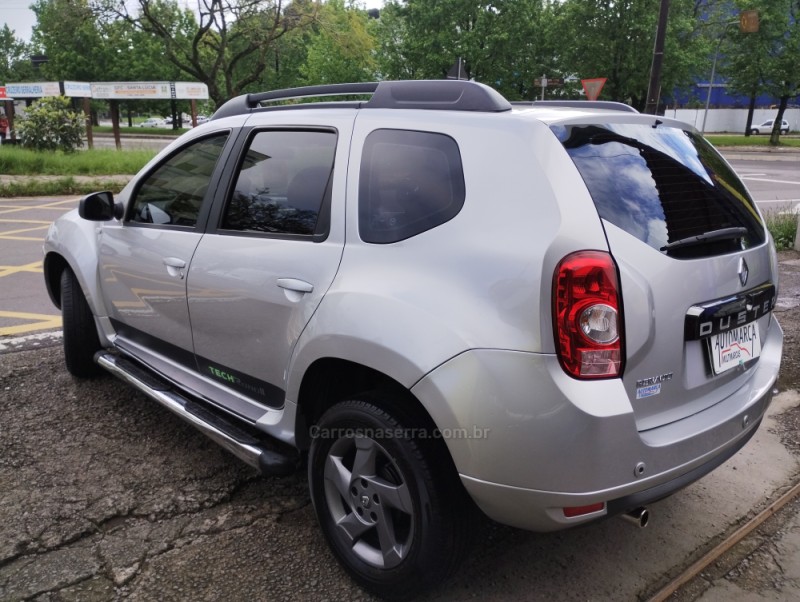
[0,224,50,237]
[0,199,77,215]
[0,310,61,336]
[0,218,52,224]
[0,235,44,241]
[0,261,43,277]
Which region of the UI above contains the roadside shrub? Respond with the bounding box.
[764,210,798,251]
[16,96,85,153]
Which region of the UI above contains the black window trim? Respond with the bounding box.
[207,125,340,243]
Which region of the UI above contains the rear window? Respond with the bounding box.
[554,123,765,259]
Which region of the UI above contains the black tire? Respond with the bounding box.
[750,128,758,135]
[308,396,471,600]
[60,268,102,377]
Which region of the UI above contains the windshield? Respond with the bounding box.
[553,122,766,259]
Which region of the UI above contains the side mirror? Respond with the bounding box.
[79,191,124,221]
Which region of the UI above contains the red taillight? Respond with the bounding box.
[553,251,624,379]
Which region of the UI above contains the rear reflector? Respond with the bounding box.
[563,502,605,518]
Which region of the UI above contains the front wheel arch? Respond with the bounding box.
[43,253,69,309]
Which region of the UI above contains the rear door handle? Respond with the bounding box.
[276,278,314,293]
[163,257,186,279]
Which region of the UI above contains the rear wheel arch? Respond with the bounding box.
[295,358,445,455]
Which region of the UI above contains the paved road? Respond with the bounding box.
[0,197,74,337]
[733,158,800,212]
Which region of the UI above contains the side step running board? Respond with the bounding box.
[95,351,298,476]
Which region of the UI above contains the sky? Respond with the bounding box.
[3,0,387,43]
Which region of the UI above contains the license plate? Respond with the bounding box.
[708,322,761,375]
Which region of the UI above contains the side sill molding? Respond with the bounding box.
[95,351,297,476]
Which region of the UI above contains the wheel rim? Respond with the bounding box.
[323,434,415,569]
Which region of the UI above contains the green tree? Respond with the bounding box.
[300,0,377,84]
[98,0,321,106]
[554,0,709,109]
[374,0,559,100]
[722,0,800,142]
[17,95,85,152]
[31,0,109,82]
[0,25,36,84]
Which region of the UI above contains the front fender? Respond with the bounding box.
[44,208,105,319]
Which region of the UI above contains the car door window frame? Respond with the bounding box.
[206,126,338,243]
[125,131,233,232]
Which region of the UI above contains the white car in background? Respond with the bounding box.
[750,119,790,135]
[138,118,162,128]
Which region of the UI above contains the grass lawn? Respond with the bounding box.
[93,126,189,136]
[706,134,800,148]
[0,147,155,176]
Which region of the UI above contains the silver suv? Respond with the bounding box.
[44,80,783,599]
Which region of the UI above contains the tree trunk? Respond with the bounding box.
[769,95,789,146]
[744,92,756,137]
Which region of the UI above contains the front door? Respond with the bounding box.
[98,133,230,362]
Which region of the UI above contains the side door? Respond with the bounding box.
[187,117,352,409]
[98,133,230,364]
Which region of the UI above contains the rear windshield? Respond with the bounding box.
[553,123,765,259]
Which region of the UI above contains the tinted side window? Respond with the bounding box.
[359,129,465,244]
[222,130,336,236]
[130,134,228,228]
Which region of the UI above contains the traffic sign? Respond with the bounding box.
[581,78,607,101]
[533,77,564,87]
[739,10,759,33]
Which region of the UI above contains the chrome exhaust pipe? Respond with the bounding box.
[620,506,649,528]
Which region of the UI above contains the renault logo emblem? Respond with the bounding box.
[738,257,749,287]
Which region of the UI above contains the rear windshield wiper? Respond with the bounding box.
[660,227,748,252]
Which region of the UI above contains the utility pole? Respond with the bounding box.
[644,0,670,114]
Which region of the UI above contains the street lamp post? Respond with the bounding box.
[701,13,758,134]
[701,20,737,134]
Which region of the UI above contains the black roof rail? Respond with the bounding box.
[512,100,639,113]
[367,80,511,112]
[212,80,512,120]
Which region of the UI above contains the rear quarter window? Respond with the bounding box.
[554,123,765,259]
[359,129,466,244]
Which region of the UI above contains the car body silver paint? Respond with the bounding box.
[412,317,781,531]
[285,109,610,403]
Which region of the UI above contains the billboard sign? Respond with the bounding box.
[5,82,61,98]
[63,81,93,97]
[91,81,209,100]
[91,82,173,100]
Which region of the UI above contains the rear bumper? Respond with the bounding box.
[411,319,782,532]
